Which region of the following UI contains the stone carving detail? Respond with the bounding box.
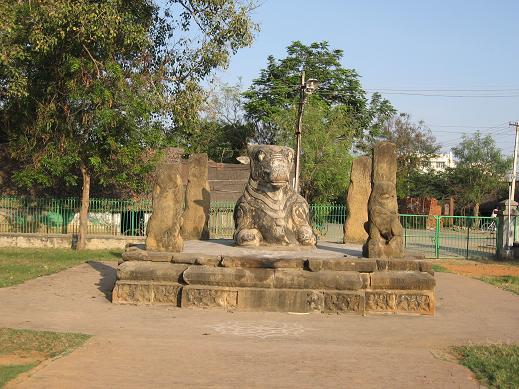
[145,160,184,252]
[343,156,372,243]
[397,294,431,312]
[181,153,210,240]
[325,293,363,312]
[183,288,237,309]
[234,145,316,246]
[363,142,404,258]
[366,292,397,311]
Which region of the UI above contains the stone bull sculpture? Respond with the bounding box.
[233,145,316,247]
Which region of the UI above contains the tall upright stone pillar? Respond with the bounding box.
[181,153,210,240]
[145,156,184,252]
[343,156,372,243]
[362,142,404,258]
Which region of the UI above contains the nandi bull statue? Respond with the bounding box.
[233,145,316,247]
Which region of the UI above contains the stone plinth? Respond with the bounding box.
[113,242,435,315]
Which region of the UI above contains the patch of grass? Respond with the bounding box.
[0,328,90,387]
[432,263,450,273]
[0,364,37,388]
[479,276,519,295]
[0,248,120,288]
[452,344,519,389]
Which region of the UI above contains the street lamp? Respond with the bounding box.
[294,71,319,193]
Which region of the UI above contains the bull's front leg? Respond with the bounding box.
[233,200,262,246]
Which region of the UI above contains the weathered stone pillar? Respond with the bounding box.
[145,157,184,252]
[343,156,371,243]
[362,141,404,258]
[497,199,518,260]
[181,153,210,240]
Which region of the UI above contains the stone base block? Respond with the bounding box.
[365,290,435,315]
[181,285,237,309]
[112,281,182,305]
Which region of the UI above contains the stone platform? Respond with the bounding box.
[112,240,435,315]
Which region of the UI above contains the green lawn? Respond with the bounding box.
[0,328,90,387]
[479,276,519,295]
[452,344,519,389]
[0,248,120,288]
[432,263,450,273]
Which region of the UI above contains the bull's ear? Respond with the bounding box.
[236,156,250,164]
[285,148,294,162]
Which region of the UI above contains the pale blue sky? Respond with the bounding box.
[211,0,519,155]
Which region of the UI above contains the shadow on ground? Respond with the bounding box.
[87,261,116,302]
[316,243,362,257]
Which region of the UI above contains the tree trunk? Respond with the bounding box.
[77,163,91,250]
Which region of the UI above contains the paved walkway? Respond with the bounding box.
[0,253,518,388]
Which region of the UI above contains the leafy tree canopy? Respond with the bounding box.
[0,0,257,248]
[243,41,395,148]
[449,131,511,214]
[383,113,441,199]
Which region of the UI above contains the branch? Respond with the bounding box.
[82,44,101,78]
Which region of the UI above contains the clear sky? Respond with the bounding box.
[212,0,519,155]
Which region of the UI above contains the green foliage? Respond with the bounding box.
[452,344,519,388]
[450,132,511,211]
[0,0,258,194]
[179,80,254,162]
[0,363,36,387]
[0,328,90,387]
[268,98,354,202]
[242,41,393,202]
[243,41,395,147]
[479,276,519,295]
[382,114,441,199]
[0,0,166,194]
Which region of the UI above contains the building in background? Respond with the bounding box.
[423,152,456,173]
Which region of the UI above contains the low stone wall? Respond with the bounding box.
[0,233,144,250]
[113,248,435,315]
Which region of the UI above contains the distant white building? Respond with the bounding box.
[423,152,456,172]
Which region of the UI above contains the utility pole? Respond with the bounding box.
[293,71,319,193]
[510,121,519,203]
[506,121,519,252]
[294,71,305,193]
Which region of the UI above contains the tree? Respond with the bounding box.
[179,80,254,162]
[383,113,441,199]
[242,41,394,202]
[449,132,511,217]
[243,41,395,147]
[0,0,257,249]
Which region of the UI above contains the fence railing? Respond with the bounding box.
[0,197,347,242]
[0,196,502,258]
[400,214,501,259]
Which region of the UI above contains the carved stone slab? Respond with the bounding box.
[344,156,372,243]
[181,153,210,240]
[363,142,404,258]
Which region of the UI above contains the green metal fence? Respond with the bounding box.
[400,214,500,259]
[0,196,347,242]
[0,196,501,258]
[0,196,152,236]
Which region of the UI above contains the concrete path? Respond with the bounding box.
[0,255,518,388]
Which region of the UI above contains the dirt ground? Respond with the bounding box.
[0,251,518,388]
[440,259,519,277]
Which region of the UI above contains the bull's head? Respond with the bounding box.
[247,145,294,188]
